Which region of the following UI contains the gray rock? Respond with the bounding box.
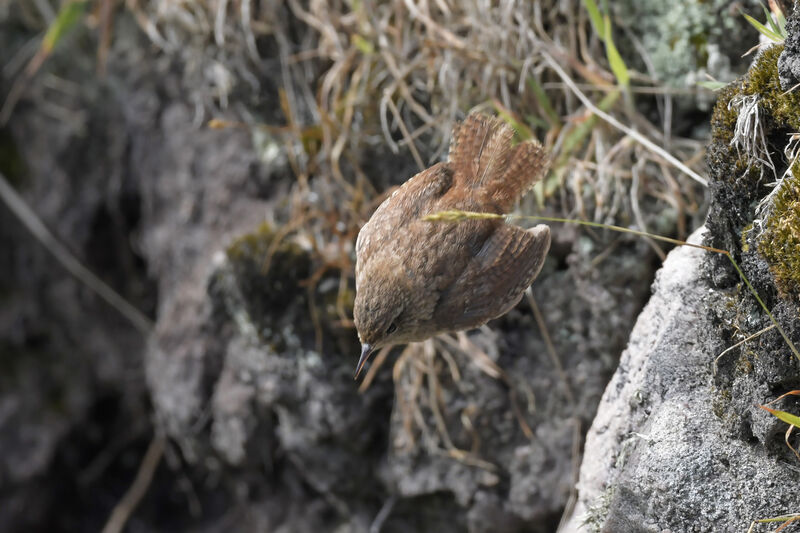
[779,1,800,90]
[560,229,800,533]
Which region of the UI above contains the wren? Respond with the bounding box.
[353,113,551,378]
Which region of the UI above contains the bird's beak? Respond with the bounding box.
[354,343,373,380]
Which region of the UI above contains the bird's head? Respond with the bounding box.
[353,266,410,378]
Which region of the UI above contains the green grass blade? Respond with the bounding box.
[582,0,604,36]
[762,3,782,37]
[42,0,88,54]
[761,4,786,39]
[556,89,620,168]
[743,13,782,42]
[526,77,562,128]
[759,406,800,428]
[492,102,535,141]
[777,11,787,34]
[524,114,550,130]
[424,209,800,365]
[725,256,800,364]
[351,34,374,55]
[697,81,727,91]
[755,514,800,524]
[603,16,629,87]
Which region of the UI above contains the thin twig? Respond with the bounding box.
[369,496,397,533]
[101,436,166,533]
[525,288,575,405]
[713,324,777,374]
[557,417,582,532]
[385,94,426,172]
[0,172,152,333]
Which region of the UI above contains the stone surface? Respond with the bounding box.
[560,229,800,532]
[779,2,800,90]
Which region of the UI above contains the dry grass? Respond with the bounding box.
[2,0,710,278]
[121,0,708,252]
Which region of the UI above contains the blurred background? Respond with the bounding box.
[0,0,776,531]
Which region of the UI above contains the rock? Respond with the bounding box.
[560,229,799,532]
[779,2,800,90]
[561,34,800,533]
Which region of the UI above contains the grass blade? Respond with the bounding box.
[697,81,728,91]
[759,406,800,428]
[582,0,603,36]
[42,0,88,54]
[743,13,782,42]
[526,77,562,129]
[762,3,782,37]
[424,209,800,364]
[603,16,629,88]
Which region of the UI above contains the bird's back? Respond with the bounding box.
[355,112,551,342]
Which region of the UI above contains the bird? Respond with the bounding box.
[353,112,551,378]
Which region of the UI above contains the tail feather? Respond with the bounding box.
[448,113,549,211]
[448,114,513,188]
[491,140,549,211]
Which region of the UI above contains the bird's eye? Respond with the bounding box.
[386,322,398,334]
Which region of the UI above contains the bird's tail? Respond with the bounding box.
[448,113,549,211]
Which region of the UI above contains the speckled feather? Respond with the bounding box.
[354,113,551,366]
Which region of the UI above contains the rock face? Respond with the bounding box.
[560,229,800,532]
[779,1,800,90]
[562,16,800,533]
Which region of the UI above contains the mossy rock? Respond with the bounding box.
[758,163,800,298]
[224,223,312,337]
[706,38,800,438]
[706,45,800,289]
[221,223,359,359]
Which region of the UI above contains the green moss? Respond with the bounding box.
[709,45,800,169]
[715,48,795,294]
[712,388,733,419]
[745,46,800,131]
[709,82,743,145]
[758,162,800,297]
[706,44,800,280]
[582,486,614,533]
[225,222,312,331]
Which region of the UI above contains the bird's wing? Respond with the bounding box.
[435,223,551,330]
[356,162,453,274]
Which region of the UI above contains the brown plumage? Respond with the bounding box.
[353,113,551,377]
